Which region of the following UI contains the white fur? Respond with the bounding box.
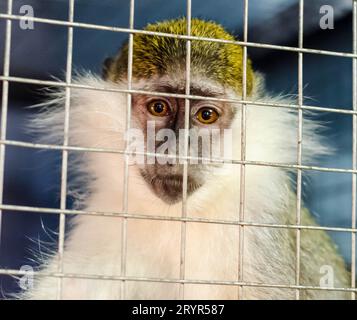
[19,72,347,300]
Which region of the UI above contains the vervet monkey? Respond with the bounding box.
[20,18,350,299]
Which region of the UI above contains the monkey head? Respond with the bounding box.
[102,18,255,204]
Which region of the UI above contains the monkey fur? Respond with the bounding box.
[19,18,350,299]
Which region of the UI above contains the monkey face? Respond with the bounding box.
[102,18,253,205]
[130,81,236,204]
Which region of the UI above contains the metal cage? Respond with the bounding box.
[0,0,356,299]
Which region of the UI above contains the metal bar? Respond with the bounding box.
[120,0,135,299]
[1,267,357,293]
[0,13,356,59]
[351,0,357,301]
[1,75,356,116]
[56,0,74,300]
[3,139,357,175]
[2,203,357,233]
[179,0,192,299]
[0,0,12,250]
[238,0,249,300]
[295,0,304,300]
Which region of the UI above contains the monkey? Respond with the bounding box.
[17,18,351,299]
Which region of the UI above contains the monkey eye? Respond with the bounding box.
[147,100,170,117]
[195,107,219,124]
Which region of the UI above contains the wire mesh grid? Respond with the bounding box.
[0,0,356,299]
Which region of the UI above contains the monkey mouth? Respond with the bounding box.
[141,172,203,204]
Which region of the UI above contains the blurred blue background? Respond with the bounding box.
[0,0,356,297]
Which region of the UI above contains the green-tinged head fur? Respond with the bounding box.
[104,18,255,95]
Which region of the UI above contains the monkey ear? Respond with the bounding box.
[102,57,114,80]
